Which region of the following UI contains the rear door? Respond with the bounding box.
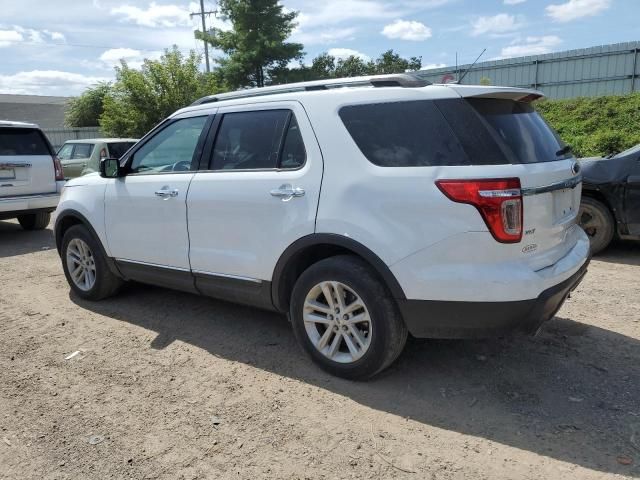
[186,102,322,305]
[624,153,640,235]
[0,127,55,197]
[436,93,582,270]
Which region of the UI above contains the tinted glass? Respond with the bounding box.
[212,110,289,170]
[339,101,470,167]
[57,143,74,160]
[464,98,569,164]
[71,144,93,159]
[107,142,136,158]
[130,116,206,174]
[279,115,306,169]
[0,128,50,156]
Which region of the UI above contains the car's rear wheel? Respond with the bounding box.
[17,212,51,230]
[61,224,122,300]
[578,196,614,254]
[290,255,407,380]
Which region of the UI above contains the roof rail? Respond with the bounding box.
[191,73,431,106]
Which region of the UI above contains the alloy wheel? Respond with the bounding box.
[303,281,372,364]
[66,238,96,291]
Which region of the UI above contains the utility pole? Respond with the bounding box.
[190,0,216,73]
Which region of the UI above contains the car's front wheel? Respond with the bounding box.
[17,212,51,230]
[290,255,408,380]
[61,224,122,300]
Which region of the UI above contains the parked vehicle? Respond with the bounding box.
[578,145,640,254]
[54,74,590,379]
[57,138,137,179]
[0,121,65,230]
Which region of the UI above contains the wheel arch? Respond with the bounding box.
[581,187,623,233]
[54,209,123,278]
[271,233,406,313]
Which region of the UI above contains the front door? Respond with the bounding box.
[186,102,323,307]
[105,115,210,285]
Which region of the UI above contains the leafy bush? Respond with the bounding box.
[535,93,640,157]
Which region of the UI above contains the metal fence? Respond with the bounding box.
[416,41,640,99]
[43,127,102,151]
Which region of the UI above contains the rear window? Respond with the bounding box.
[107,142,136,158]
[339,98,569,167]
[0,128,50,156]
[339,101,469,167]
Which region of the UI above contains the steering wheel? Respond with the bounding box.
[161,160,191,172]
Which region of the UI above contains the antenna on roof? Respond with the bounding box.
[457,48,486,84]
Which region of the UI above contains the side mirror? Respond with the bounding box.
[100,158,122,178]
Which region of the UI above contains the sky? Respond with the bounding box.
[0,0,638,96]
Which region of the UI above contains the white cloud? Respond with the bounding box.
[420,63,447,70]
[500,35,562,57]
[381,19,432,41]
[471,13,523,36]
[546,0,611,22]
[99,48,162,69]
[327,48,370,61]
[0,70,110,95]
[504,0,526,4]
[291,27,357,45]
[0,30,23,48]
[111,2,191,28]
[0,26,65,47]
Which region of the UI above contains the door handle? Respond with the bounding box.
[270,184,305,201]
[155,188,179,199]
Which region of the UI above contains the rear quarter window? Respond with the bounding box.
[0,128,51,156]
[339,101,470,167]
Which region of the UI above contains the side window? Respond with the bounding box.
[57,143,74,160]
[279,115,306,169]
[339,101,470,167]
[211,110,290,170]
[130,116,207,174]
[71,144,93,159]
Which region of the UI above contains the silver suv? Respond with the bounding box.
[0,121,65,230]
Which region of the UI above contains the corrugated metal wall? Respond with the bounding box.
[416,41,640,99]
[43,127,102,151]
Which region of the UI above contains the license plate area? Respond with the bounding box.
[552,188,575,223]
[0,168,15,180]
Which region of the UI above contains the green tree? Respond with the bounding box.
[65,82,111,127]
[271,49,423,84]
[198,0,303,88]
[100,46,222,137]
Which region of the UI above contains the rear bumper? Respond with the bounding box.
[398,258,589,338]
[0,192,60,216]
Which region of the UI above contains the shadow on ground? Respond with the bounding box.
[73,281,640,477]
[0,220,55,258]
[594,240,640,266]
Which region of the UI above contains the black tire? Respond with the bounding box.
[290,255,408,380]
[578,196,615,255]
[17,212,51,230]
[61,224,122,300]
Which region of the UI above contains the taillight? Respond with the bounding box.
[436,178,523,243]
[53,155,64,181]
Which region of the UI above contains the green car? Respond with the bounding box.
[57,138,137,179]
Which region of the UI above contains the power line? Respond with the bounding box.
[7,40,163,52]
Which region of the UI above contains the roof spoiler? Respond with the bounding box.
[443,84,545,103]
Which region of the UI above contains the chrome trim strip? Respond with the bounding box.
[0,162,32,168]
[192,269,263,284]
[0,192,59,201]
[115,258,191,272]
[521,175,582,196]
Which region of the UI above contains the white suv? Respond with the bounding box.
[1,121,65,229]
[54,74,590,379]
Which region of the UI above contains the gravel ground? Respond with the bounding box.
[0,218,639,480]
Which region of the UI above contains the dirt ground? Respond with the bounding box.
[0,218,638,480]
